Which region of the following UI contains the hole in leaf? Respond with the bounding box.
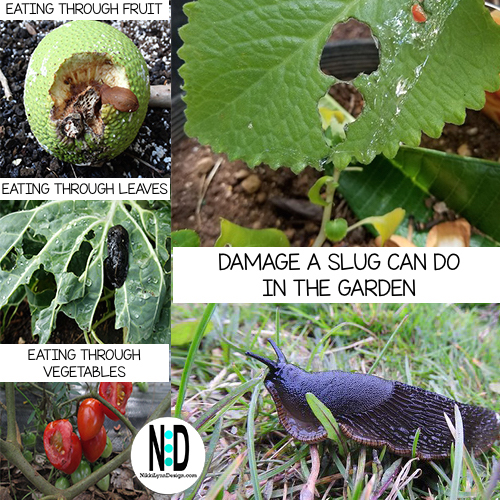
[26,266,57,307]
[320,20,379,81]
[1,248,18,272]
[319,83,364,146]
[85,230,95,241]
[22,229,47,259]
[67,241,93,277]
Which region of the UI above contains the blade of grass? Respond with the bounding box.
[368,315,408,375]
[306,392,347,456]
[174,303,217,418]
[193,377,261,431]
[247,382,264,500]
[484,459,500,500]
[462,446,485,496]
[254,445,310,483]
[444,405,464,500]
[182,418,223,500]
[204,451,248,500]
[411,428,421,459]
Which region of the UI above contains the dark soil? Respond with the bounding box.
[0,20,171,178]
[0,299,124,344]
[172,20,500,246]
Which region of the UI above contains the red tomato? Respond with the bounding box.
[43,420,82,474]
[77,398,105,441]
[412,4,427,23]
[99,382,133,420]
[81,425,107,463]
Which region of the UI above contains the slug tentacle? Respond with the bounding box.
[247,340,500,460]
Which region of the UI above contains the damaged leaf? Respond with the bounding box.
[0,200,170,344]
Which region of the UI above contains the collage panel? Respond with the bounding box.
[0,19,170,177]
[172,303,500,498]
[1,381,171,497]
[0,200,171,345]
[172,0,500,248]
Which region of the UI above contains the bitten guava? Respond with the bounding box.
[24,21,150,166]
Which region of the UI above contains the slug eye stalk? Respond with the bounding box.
[247,341,500,460]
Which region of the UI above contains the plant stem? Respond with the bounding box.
[312,168,341,247]
[0,433,60,497]
[93,393,138,437]
[5,382,17,445]
[147,393,172,422]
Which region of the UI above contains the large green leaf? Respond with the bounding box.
[0,201,170,343]
[180,0,500,172]
[339,146,500,246]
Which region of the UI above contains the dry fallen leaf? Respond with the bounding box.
[426,219,470,247]
[376,219,471,247]
[111,467,135,490]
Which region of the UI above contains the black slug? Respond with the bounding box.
[247,340,500,460]
[104,225,129,289]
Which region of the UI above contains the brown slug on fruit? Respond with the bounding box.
[99,83,139,113]
[247,340,500,460]
[104,225,129,289]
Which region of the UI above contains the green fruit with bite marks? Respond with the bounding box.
[24,21,150,166]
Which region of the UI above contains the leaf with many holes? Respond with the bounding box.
[180,0,500,172]
[0,201,170,343]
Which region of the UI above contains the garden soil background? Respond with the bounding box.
[172,20,500,247]
[0,20,171,178]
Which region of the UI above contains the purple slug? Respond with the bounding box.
[247,340,500,460]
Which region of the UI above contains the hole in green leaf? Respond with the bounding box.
[330,83,365,118]
[67,241,93,278]
[1,248,18,272]
[320,20,379,81]
[319,83,363,146]
[22,229,47,259]
[26,266,57,307]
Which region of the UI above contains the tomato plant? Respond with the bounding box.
[99,382,133,420]
[22,431,36,448]
[1,382,170,499]
[43,420,82,474]
[77,398,105,441]
[81,425,107,463]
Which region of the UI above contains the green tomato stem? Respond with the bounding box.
[6,382,18,445]
[313,169,341,247]
[0,431,60,497]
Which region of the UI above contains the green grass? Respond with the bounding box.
[171,303,500,499]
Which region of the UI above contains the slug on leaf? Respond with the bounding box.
[247,340,500,460]
[104,225,129,289]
